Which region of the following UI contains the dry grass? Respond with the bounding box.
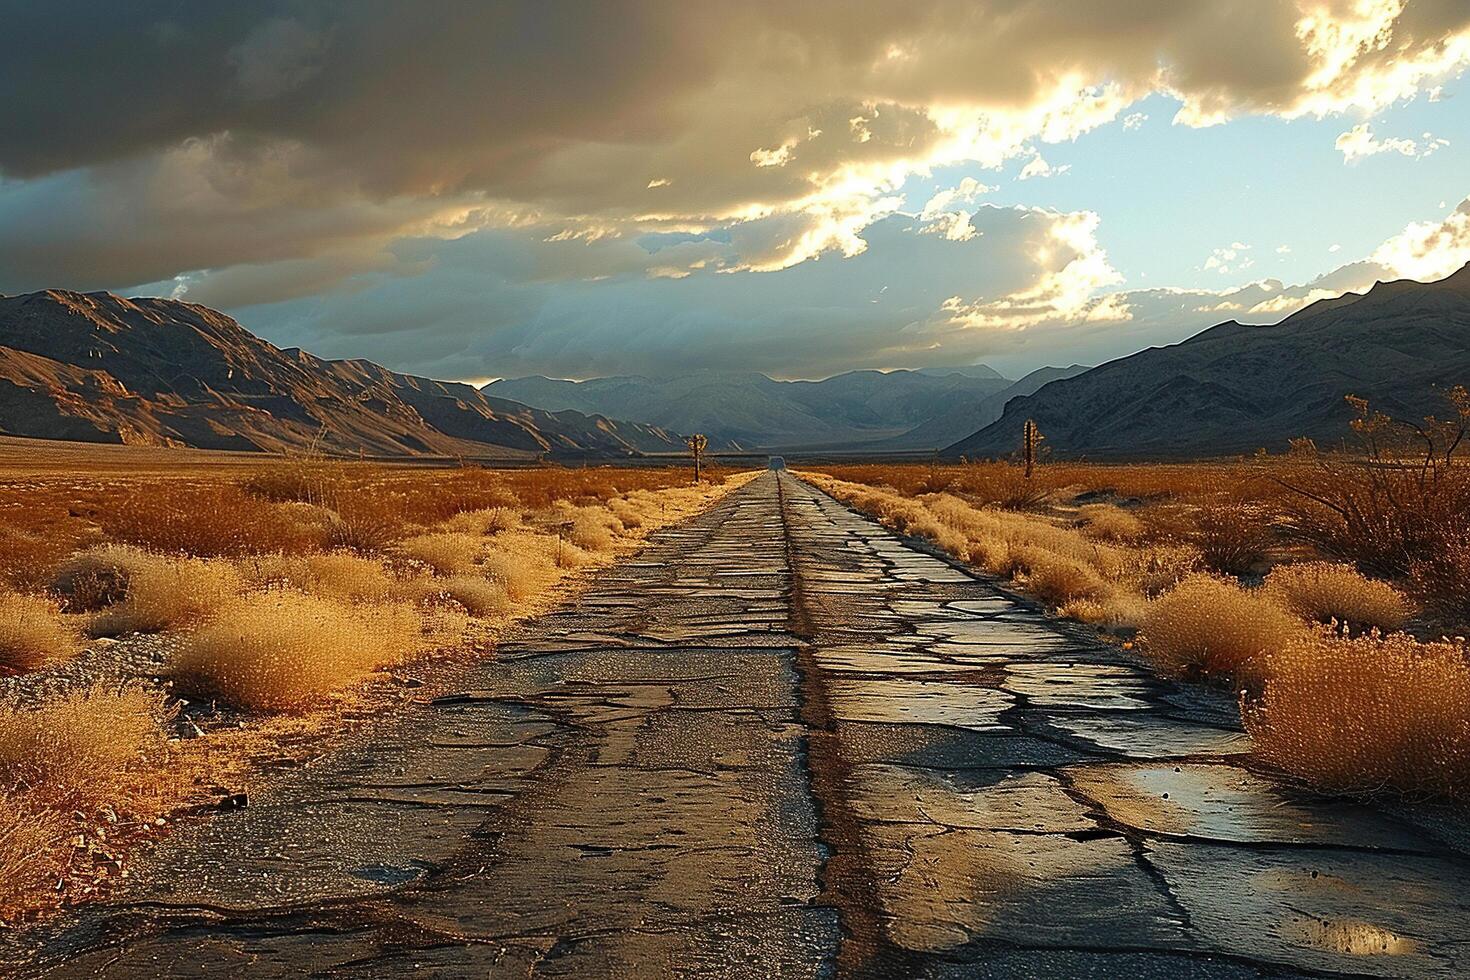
[436,575,512,617]
[804,474,1153,627]
[62,545,243,636]
[1191,502,1273,575]
[0,592,82,674]
[0,685,186,923]
[1078,503,1144,542]
[173,590,424,712]
[442,506,520,535]
[1011,547,1114,607]
[99,484,324,556]
[397,532,484,575]
[238,551,397,602]
[479,547,550,601]
[0,456,754,923]
[1262,562,1414,631]
[1244,631,1470,798]
[555,504,621,552]
[833,461,1057,510]
[0,794,68,924]
[1409,522,1470,627]
[0,685,168,807]
[1135,574,1308,688]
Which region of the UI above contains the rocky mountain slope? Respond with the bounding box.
[877,364,1090,450]
[947,265,1470,459]
[0,290,685,456]
[487,367,1016,449]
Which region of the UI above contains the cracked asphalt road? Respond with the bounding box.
[8,472,1470,978]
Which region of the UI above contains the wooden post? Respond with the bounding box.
[687,434,708,483]
[1022,419,1042,479]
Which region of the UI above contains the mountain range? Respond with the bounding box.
[0,290,685,457]
[486,365,1081,450]
[948,264,1470,459]
[6,264,1466,461]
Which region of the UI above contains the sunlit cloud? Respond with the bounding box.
[1203,243,1255,275]
[2,3,1469,380]
[1371,198,1470,280]
[1336,122,1448,161]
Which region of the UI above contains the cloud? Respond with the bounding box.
[1335,121,1448,161]
[940,211,1123,329]
[1370,198,1470,281]
[1203,242,1254,275]
[0,1,1467,298]
[136,194,1470,383]
[1017,153,1071,180]
[2,2,1469,387]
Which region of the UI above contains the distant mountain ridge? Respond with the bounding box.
[872,365,1091,450]
[487,366,1027,449]
[946,264,1470,459]
[0,290,686,457]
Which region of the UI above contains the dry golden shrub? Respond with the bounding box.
[238,551,396,602]
[1011,546,1113,606]
[544,502,623,552]
[0,526,84,592]
[274,500,340,536]
[608,497,646,530]
[1059,594,1151,628]
[570,509,620,551]
[555,540,592,568]
[1409,524,1470,626]
[1244,631,1470,798]
[1262,562,1414,631]
[0,685,167,807]
[322,495,407,551]
[443,506,520,535]
[71,546,242,636]
[238,460,350,504]
[1192,502,1274,575]
[1137,574,1306,687]
[174,590,423,712]
[1114,543,1202,598]
[0,592,82,674]
[0,793,68,923]
[99,484,323,556]
[437,575,512,617]
[397,532,483,575]
[1078,503,1144,542]
[52,543,142,612]
[480,548,548,601]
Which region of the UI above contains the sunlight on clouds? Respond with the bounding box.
[1018,153,1070,180]
[941,211,1126,330]
[750,140,799,168]
[1335,122,1447,161]
[1371,198,1470,280]
[917,178,992,241]
[5,2,1470,378]
[919,178,991,219]
[1203,243,1254,275]
[1292,0,1470,117]
[1248,287,1344,314]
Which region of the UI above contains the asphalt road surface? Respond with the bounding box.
[8,472,1469,978]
